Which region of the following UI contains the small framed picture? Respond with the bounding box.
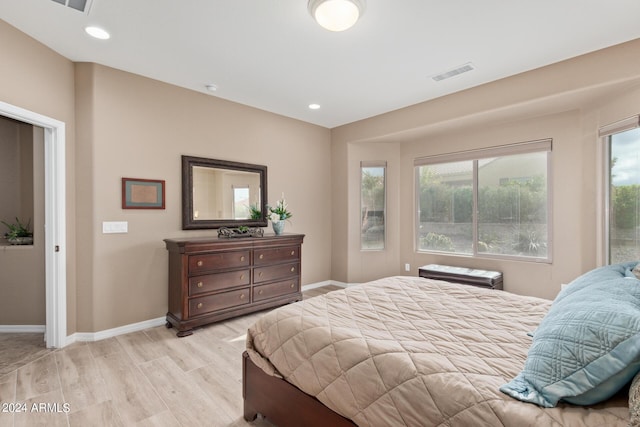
[122,178,165,209]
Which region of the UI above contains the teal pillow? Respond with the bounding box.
[500,261,640,407]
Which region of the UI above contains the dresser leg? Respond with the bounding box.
[176,329,193,337]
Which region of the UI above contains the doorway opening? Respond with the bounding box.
[0,101,67,349]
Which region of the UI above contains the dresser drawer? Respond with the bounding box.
[188,287,250,317]
[189,250,250,274]
[253,279,299,302]
[254,262,299,284]
[254,245,300,266]
[189,269,250,296]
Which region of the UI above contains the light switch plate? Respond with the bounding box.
[102,221,128,234]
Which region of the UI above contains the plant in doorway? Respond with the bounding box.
[1,217,33,245]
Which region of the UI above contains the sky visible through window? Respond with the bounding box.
[611,128,640,185]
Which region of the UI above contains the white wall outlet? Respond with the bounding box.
[404,263,411,272]
[102,221,128,234]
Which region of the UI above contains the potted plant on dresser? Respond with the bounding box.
[1,217,33,245]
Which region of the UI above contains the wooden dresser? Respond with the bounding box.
[164,233,304,337]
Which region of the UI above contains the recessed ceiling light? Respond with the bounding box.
[309,103,321,110]
[205,84,218,92]
[85,26,110,40]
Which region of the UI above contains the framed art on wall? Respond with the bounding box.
[122,177,165,209]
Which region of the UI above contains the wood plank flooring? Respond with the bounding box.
[0,285,341,427]
[0,334,52,377]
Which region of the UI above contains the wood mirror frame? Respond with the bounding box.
[182,155,268,230]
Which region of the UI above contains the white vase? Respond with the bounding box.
[272,221,285,235]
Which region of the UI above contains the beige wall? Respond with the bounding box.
[0,123,45,325]
[0,117,20,223]
[74,63,332,332]
[0,20,76,330]
[1,19,331,334]
[332,38,640,300]
[400,111,583,300]
[345,142,400,283]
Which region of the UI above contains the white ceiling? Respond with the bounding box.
[2,0,640,128]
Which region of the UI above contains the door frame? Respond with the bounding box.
[0,101,67,348]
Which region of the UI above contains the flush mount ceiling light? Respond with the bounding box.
[85,26,110,40]
[308,0,365,32]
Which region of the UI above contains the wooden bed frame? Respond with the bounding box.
[243,351,356,427]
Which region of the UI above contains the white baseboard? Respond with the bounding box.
[66,317,166,346]
[0,325,46,333]
[62,280,351,346]
[303,279,354,290]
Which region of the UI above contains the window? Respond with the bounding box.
[361,161,386,250]
[600,116,640,264]
[416,160,473,253]
[233,186,250,219]
[415,140,552,261]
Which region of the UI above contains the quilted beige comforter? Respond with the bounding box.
[246,276,629,427]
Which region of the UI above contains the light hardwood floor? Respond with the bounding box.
[0,285,341,427]
[0,334,52,377]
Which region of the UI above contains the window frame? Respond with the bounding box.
[414,139,553,263]
[360,161,387,251]
[599,115,640,264]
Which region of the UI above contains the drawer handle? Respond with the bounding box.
[197,281,203,288]
[291,250,295,256]
[259,272,263,277]
[290,267,295,272]
[290,283,295,288]
[240,293,246,300]
[196,303,203,309]
[258,289,263,295]
[240,274,245,280]
[240,255,245,262]
[259,254,264,259]
[197,260,203,267]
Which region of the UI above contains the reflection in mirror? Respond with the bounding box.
[192,166,261,220]
[182,156,268,230]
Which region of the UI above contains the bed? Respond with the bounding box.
[243,274,636,427]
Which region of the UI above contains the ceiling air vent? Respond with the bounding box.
[431,63,475,82]
[50,0,93,13]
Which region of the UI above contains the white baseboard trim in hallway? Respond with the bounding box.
[0,325,46,333]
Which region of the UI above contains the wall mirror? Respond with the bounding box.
[182,156,268,229]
